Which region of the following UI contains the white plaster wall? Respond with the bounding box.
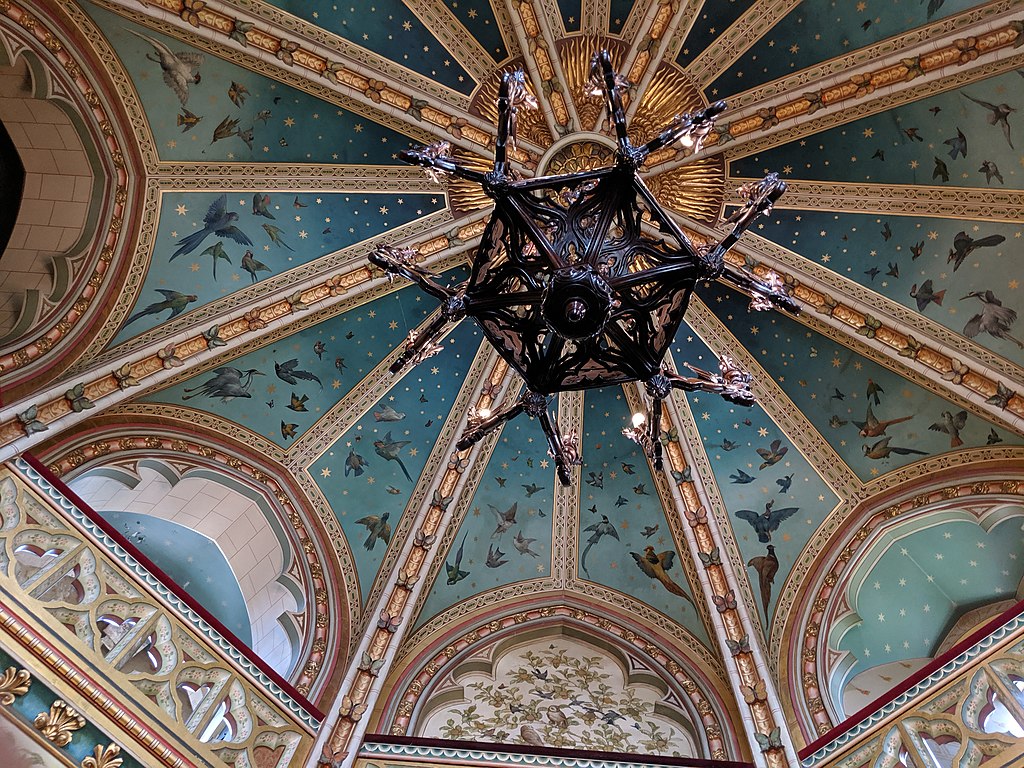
[70,467,297,675]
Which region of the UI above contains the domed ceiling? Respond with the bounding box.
[1,0,1023,762]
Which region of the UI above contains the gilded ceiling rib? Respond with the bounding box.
[71,208,472,379]
[660,394,797,768]
[98,0,549,163]
[507,0,576,136]
[311,353,514,766]
[683,0,804,90]
[550,390,584,587]
[675,218,1024,433]
[0,215,487,463]
[684,300,862,501]
[396,0,500,84]
[580,0,611,37]
[617,0,700,123]
[152,165,445,195]
[0,3,135,392]
[650,16,1024,173]
[735,179,1024,225]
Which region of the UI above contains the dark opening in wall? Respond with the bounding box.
[0,117,25,258]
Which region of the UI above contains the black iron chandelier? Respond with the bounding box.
[370,51,798,485]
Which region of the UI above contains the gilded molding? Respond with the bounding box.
[33,699,86,747]
[0,665,31,704]
[0,1,134,386]
[82,743,124,768]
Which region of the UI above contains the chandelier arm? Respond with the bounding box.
[606,260,701,293]
[388,311,462,375]
[595,50,632,156]
[509,167,609,192]
[493,72,513,176]
[367,250,462,305]
[717,266,801,315]
[636,100,727,158]
[463,290,544,313]
[456,398,526,450]
[398,148,490,185]
[534,403,573,486]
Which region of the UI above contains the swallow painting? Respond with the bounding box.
[275,359,323,387]
[445,533,470,585]
[488,503,517,538]
[125,289,198,326]
[580,515,619,576]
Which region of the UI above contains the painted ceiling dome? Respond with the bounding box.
[1,0,1023,763]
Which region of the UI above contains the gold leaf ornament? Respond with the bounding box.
[0,666,30,704]
[34,699,86,746]
[82,743,123,768]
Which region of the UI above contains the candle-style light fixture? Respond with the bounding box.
[370,51,798,485]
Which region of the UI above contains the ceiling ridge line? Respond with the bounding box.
[65,207,476,379]
[659,392,799,768]
[311,353,514,768]
[549,389,584,587]
[620,0,704,124]
[330,346,509,654]
[619,380,721,644]
[99,0,549,164]
[580,0,610,37]
[727,178,1024,224]
[684,0,803,90]
[720,0,1019,112]
[150,164,444,193]
[394,0,502,84]
[506,0,568,139]
[487,0,520,66]
[678,217,1024,431]
[524,0,582,132]
[649,14,1023,175]
[683,300,863,500]
[0,223,484,462]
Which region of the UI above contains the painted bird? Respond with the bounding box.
[633,483,647,495]
[513,530,539,557]
[335,357,347,373]
[962,92,1016,149]
[280,421,297,440]
[615,495,629,506]
[880,222,892,241]
[828,415,848,429]
[486,543,508,568]
[345,448,368,477]
[262,223,293,251]
[929,410,968,448]
[776,473,794,493]
[275,359,322,388]
[523,483,544,497]
[581,515,619,576]
[642,524,659,537]
[547,706,569,728]
[240,250,270,283]
[854,402,913,437]
[373,405,405,422]
[374,432,413,481]
[756,439,788,469]
[866,378,884,405]
[128,29,203,105]
[862,437,928,460]
[170,194,252,261]
[621,462,636,474]
[961,290,1023,348]
[736,499,800,543]
[886,262,900,279]
[488,503,518,538]
[979,160,1004,185]
[227,81,248,107]
[313,341,326,359]
[910,280,946,311]
[987,428,1003,445]
[903,127,923,142]
[182,367,262,401]
[944,127,967,159]
[177,108,202,132]
[631,547,695,606]
[354,512,390,550]
[747,545,779,618]
[830,388,845,402]
[730,469,756,484]
[199,241,231,279]
[287,392,308,412]
[932,156,949,182]
[211,115,239,145]
[586,471,603,488]
[252,193,275,219]
[445,533,470,585]
[864,267,880,281]
[293,196,307,208]
[948,231,1006,272]
[124,289,198,325]
[520,724,544,747]
[910,241,924,260]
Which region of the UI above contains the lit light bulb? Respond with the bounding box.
[679,133,695,148]
[478,407,492,419]
[631,412,646,427]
